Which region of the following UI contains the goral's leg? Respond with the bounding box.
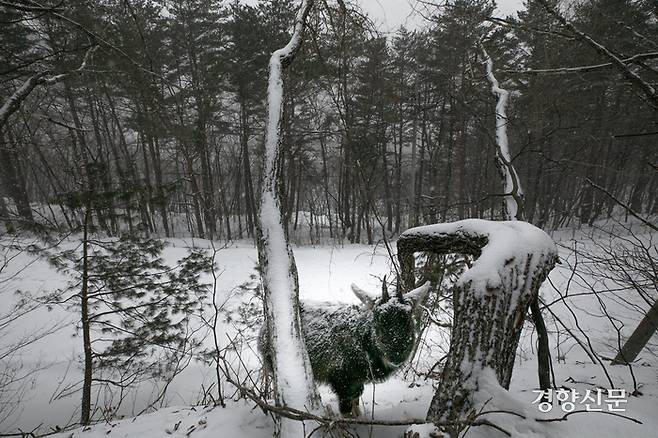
[335,382,364,417]
[349,398,361,417]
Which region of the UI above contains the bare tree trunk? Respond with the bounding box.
[65,84,111,232]
[195,113,215,239]
[612,298,658,365]
[240,104,256,238]
[80,206,92,425]
[86,90,118,235]
[0,131,33,226]
[0,188,14,233]
[319,127,333,238]
[382,140,394,232]
[215,151,232,240]
[150,136,171,237]
[103,85,149,231]
[409,90,419,228]
[182,145,205,239]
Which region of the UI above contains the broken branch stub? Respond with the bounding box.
[397,219,558,436]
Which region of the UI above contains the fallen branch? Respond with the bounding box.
[536,409,643,424]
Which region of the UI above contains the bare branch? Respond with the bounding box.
[0,0,63,13]
[505,52,658,75]
[584,178,658,233]
[536,0,658,109]
[536,409,643,424]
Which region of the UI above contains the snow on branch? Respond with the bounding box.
[0,45,97,131]
[505,51,658,76]
[263,0,314,181]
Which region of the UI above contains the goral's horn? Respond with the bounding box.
[381,275,390,302]
[395,277,404,300]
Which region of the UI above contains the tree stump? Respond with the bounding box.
[398,219,557,437]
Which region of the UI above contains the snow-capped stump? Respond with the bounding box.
[397,219,558,437]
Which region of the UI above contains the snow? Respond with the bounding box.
[0,73,43,128]
[0,238,392,433]
[1,220,657,438]
[262,0,313,178]
[54,402,273,438]
[401,219,557,294]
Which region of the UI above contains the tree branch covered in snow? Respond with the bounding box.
[480,45,554,396]
[256,0,319,436]
[0,45,97,131]
[505,51,658,76]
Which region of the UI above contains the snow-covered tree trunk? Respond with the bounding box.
[399,220,557,438]
[482,45,552,395]
[256,1,320,437]
[481,45,525,223]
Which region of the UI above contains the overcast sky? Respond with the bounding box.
[358,0,525,32]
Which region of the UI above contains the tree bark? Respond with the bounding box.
[481,45,552,395]
[398,220,557,438]
[612,298,658,365]
[80,206,92,425]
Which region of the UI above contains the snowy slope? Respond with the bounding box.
[1,223,656,437]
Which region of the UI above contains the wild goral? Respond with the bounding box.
[260,280,430,416]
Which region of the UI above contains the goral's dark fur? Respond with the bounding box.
[259,283,429,416]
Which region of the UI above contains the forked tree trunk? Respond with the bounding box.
[399,219,557,438]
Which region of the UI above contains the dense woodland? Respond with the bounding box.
[1,0,656,243]
[1,1,658,437]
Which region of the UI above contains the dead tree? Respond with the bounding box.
[255,1,320,437]
[481,44,553,394]
[399,219,558,437]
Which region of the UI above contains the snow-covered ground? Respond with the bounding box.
[0,221,656,437]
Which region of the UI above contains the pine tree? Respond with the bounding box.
[46,219,211,424]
